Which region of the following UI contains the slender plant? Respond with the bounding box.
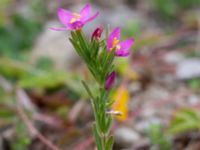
[51,3,134,150]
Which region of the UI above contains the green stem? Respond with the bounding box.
[103,134,106,150]
[70,30,113,150]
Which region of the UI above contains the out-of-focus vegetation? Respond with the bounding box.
[188,79,200,90]
[153,0,200,20]
[148,124,172,150]
[169,109,200,134]
[12,122,31,150]
[0,0,47,60]
[0,15,42,59]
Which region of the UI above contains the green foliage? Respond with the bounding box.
[122,21,142,38]
[12,121,31,150]
[0,0,12,5]
[153,0,176,20]
[188,79,200,90]
[70,30,115,150]
[0,93,31,150]
[0,15,42,59]
[19,71,69,89]
[0,57,85,100]
[35,57,54,71]
[105,136,114,150]
[0,107,14,119]
[153,0,200,20]
[168,109,200,134]
[93,124,103,150]
[0,0,48,59]
[0,0,13,25]
[0,57,35,80]
[70,30,115,85]
[29,0,48,21]
[148,124,172,150]
[176,0,200,9]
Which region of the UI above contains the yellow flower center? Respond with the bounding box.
[110,37,121,51]
[116,44,121,50]
[70,13,81,24]
[112,37,119,46]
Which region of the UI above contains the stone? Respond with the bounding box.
[114,127,140,147]
[135,117,162,133]
[176,58,200,80]
[163,51,185,64]
[30,21,80,69]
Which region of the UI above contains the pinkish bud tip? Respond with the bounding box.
[105,71,116,90]
[91,26,104,40]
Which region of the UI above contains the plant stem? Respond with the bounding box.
[71,30,113,150]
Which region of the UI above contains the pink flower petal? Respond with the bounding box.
[107,27,121,51]
[119,38,134,51]
[56,4,98,30]
[115,50,130,57]
[70,21,84,30]
[57,8,73,27]
[115,38,134,57]
[83,12,99,23]
[80,3,91,21]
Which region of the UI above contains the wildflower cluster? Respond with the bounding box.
[52,3,134,150]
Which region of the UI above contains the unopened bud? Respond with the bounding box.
[91,26,103,41]
[105,71,116,90]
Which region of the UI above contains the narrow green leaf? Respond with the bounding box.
[99,111,108,133]
[168,109,200,134]
[70,32,90,64]
[75,30,90,56]
[102,50,115,73]
[105,136,114,150]
[70,31,76,40]
[19,71,69,89]
[93,41,100,59]
[106,99,115,108]
[81,80,95,100]
[69,38,83,58]
[92,123,103,150]
[105,115,112,133]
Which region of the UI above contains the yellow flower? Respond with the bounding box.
[112,85,129,121]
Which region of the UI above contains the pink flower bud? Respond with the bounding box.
[91,26,103,41]
[105,71,116,90]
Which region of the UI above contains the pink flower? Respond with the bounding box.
[91,26,103,41]
[105,71,116,90]
[107,27,134,57]
[52,4,99,30]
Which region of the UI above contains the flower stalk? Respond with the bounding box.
[52,3,134,150]
[70,29,114,150]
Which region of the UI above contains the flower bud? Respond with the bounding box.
[91,26,103,41]
[105,71,116,90]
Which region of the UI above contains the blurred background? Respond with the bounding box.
[0,0,200,150]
